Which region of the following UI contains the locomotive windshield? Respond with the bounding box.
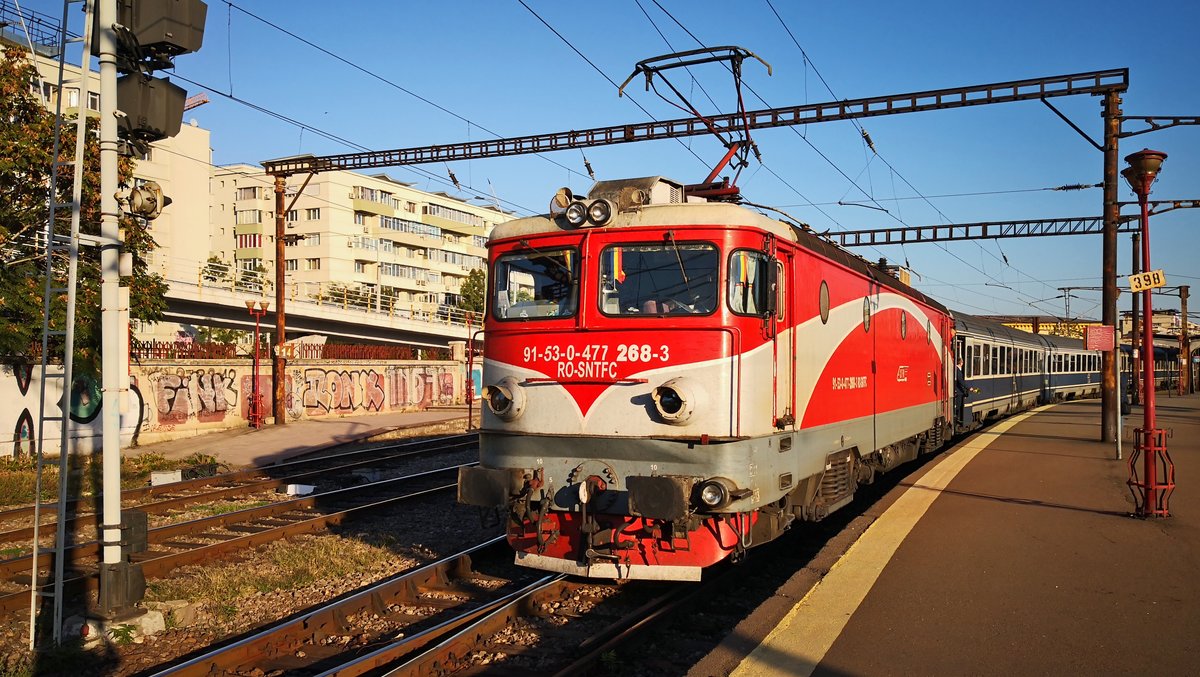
[598,242,718,315]
[492,247,580,320]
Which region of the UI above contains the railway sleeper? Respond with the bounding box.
[225,524,272,534]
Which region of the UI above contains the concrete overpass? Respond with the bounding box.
[163,278,476,348]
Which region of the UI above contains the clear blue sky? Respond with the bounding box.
[29,0,1200,320]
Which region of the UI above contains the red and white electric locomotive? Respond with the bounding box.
[458,176,954,581]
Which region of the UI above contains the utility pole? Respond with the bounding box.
[273,176,287,424]
[1131,232,1142,404]
[1182,285,1191,394]
[1100,91,1122,444]
[96,0,125,618]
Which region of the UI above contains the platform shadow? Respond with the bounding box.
[899,482,1131,518]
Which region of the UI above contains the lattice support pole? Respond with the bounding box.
[1127,427,1175,517]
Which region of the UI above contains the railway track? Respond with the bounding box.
[148,537,541,676]
[146,538,731,675]
[0,457,477,614]
[0,433,476,549]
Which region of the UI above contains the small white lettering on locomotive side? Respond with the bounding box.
[556,360,619,379]
[831,376,869,390]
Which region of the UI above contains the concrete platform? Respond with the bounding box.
[124,407,475,468]
[725,392,1198,676]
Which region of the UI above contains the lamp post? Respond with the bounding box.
[245,300,270,429]
[1121,148,1174,518]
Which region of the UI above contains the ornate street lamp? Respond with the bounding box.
[245,300,270,429]
[1121,148,1174,518]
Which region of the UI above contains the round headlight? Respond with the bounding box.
[655,387,684,415]
[587,199,615,226]
[652,376,701,425]
[482,376,525,421]
[564,201,589,227]
[483,385,512,416]
[697,478,733,510]
[700,482,725,507]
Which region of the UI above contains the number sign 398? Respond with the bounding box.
[1128,269,1166,292]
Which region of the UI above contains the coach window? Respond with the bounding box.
[819,281,830,324]
[981,344,991,376]
[492,247,579,320]
[991,346,1000,375]
[862,297,872,332]
[970,344,982,377]
[900,311,908,339]
[728,250,772,316]
[602,242,718,316]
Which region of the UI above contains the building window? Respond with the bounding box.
[305,208,321,220]
[424,203,484,228]
[286,209,298,222]
[355,261,367,274]
[235,210,262,225]
[87,91,100,110]
[236,187,259,200]
[285,259,298,271]
[236,234,262,249]
[304,258,321,271]
[354,212,367,225]
[302,233,321,247]
[65,87,79,108]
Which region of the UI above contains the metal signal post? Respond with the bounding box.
[1121,149,1174,518]
[245,300,269,429]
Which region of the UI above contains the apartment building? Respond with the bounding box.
[211,166,507,313]
[6,5,508,344]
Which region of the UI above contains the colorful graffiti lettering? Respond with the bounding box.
[300,368,386,415]
[152,368,240,424]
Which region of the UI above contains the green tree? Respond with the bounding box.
[0,47,168,369]
[196,325,245,344]
[457,267,487,315]
[201,255,232,285]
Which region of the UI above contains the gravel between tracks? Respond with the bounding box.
[0,423,497,676]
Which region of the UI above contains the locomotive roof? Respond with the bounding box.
[490,192,950,316]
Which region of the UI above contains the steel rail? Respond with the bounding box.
[0,434,476,544]
[0,466,472,614]
[328,576,574,677]
[148,537,517,676]
[0,464,468,581]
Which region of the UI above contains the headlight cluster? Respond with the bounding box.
[564,198,617,227]
[482,376,525,421]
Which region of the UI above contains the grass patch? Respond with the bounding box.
[193,500,270,516]
[0,453,225,509]
[146,535,395,608]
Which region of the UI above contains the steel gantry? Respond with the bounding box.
[828,215,1139,247]
[263,69,1128,176]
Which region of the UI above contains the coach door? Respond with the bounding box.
[769,247,796,429]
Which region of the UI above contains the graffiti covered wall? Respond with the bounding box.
[0,359,466,457]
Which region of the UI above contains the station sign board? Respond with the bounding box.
[1128,269,1167,293]
[1084,325,1115,351]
